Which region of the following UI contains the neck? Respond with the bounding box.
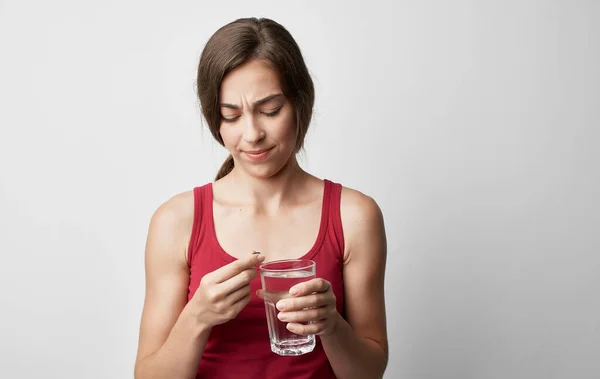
[226,156,309,208]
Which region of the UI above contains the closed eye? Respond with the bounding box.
[221,115,240,123]
[263,107,282,117]
[221,106,282,123]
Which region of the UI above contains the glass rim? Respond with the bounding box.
[259,258,315,272]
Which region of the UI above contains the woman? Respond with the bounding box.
[134,17,388,379]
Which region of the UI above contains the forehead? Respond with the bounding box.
[220,59,282,104]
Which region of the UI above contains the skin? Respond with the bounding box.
[134,58,388,379]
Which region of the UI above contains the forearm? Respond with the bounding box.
[320,314,388,379]
[135,307,210,379]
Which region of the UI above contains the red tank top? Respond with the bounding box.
[187,179,345,378]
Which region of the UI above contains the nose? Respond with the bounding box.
[242,116,266,144]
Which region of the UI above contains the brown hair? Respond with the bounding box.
[196,18,315,180]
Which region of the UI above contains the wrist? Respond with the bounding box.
[181,306,212,339]
[320,312,345,339]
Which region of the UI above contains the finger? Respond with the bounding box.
[231,292,252,313]
[255,289,265,300]
[218,267,258,295]
[286,321,325,336]
[276,293,329,311]
[277,307,329,323]
[211,254,265,284]
[290,278,330,296]
[227,283,252,305]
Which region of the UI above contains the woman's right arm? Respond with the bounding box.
[134,192,265,379]
[134,193,208,379]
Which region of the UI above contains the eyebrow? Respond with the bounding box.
[219,93,284,110]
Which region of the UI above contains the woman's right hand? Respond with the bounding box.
[188,253,265,330]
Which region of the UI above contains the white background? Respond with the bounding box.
[1,1,599,378]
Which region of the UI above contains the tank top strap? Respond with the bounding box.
[187,183,212,267]
[324,179,345,260]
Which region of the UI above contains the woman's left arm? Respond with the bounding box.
[276,189,388,379]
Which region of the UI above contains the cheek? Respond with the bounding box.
[275,112,297,144]
[219,126,239,147]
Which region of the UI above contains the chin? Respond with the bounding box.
[239,160,289,179]
[231,149,297,179]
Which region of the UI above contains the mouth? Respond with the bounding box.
[243,147,273,161]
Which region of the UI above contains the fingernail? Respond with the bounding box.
[289,286,299,296]
[276,301,287,310]
[277,312,287,321]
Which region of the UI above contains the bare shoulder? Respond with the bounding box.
[339,186,386,262]
[151,190,195,224]
[340,186,384,225]
[146,190,195,266]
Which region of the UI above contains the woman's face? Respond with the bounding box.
[218,59,297,179]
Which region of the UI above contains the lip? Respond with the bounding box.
[243,147,273,161]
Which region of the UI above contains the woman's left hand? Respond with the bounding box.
[275,278,340,336]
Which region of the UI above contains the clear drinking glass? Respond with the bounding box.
[259,259,316,356]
